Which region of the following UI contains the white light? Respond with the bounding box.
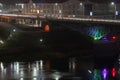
[0,10,2,12]
[33,67,38,76]
[11,63,13,69]
[72,15,75,17]
[0,62,4,71]
[13,29,16,32]
[16,62,19,74]
[20,69,24,75]
[88,70,92,74]
[55,3,58,6]
[21,4,24,9]
[52,72,61,80]
[80,3,83,6]
[116,11,118,15]
[0,40,4,44]
[33,78,37,80]
[55,77,59,80]
[118,59,120,61]
[40,39,43,42]
[0,3,3,7]
[111,2,115,5]
[59,10,62,14]
[40,60,43,70]
[36,61,39,70]
[20,78,24,80]
[37,10,40,14]
[90,11,93,16]
[33,3,36,8]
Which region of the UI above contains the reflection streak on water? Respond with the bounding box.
[0,62,4,71]
[88,70,92,74]
[0,58,119,80]
[20,77,24,80]
[0,60,67,80]
[0,60,45,80]
[69,58,76,73]
[16,62,20,74]
[40,60,43,70]
[33,78,37,80]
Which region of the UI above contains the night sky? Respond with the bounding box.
[0,0,118,4]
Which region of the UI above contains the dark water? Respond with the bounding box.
[0,56,119,80]
[0,22,120,80]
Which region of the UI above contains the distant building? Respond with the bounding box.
[23,0,63,17]
[23,0,93,17]
[2,0,120,19]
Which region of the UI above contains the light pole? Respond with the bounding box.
[54,3,58,18]
[111,2,117,19]
[80,2,84,16]
[37,10,40,27]
[114,3,117,19]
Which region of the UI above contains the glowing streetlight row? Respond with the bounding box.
[62,17,120,23]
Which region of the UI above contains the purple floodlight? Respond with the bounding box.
[102,36,108,41]
[102,68,108,79]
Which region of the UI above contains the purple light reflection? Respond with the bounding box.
[102,68,108,80]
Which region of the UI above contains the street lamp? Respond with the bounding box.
[111,2,117,19]
[80,2,84,16]
[59,10,62,18]
[54,3,58,17]
[90,11,93,16]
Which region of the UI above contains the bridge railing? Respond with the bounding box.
[1,14,120,26]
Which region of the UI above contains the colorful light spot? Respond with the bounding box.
[112,36,116,40]
[111,68,117,77]
[44,24,50,32]
[88,27,105,41]
[102,68,108,79]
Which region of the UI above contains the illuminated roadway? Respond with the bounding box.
[1,14,120,24]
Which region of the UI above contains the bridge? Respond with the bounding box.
[1,14,120,25]
[0,14,119,60]
[0,14,120,42]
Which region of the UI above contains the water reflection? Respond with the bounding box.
[102,68,108,80]
[0,58,119,80]
[69,58,76,73]
[0,60,67,80]
[0,62,4,71]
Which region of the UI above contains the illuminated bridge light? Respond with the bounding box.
[87,27,106,41]
[44,24,50,32]
[102,36,108,41]
[112,36,117,40]
[101,34,117,42]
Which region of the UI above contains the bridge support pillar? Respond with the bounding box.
[22,19,25,24]
[39,20,42,27]
[69,58,76,73]
[35,19,38,27]
[35,19,42,27]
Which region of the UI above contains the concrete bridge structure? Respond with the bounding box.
[0,14,120,66]
[0,14,120,42]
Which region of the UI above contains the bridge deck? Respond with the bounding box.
[1,14,120,24]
